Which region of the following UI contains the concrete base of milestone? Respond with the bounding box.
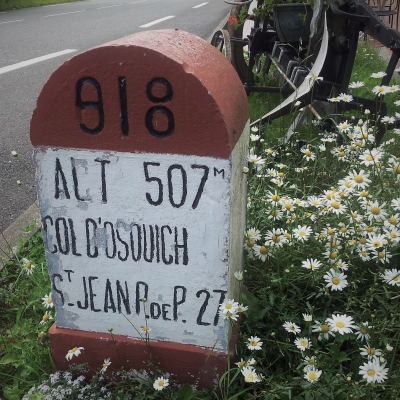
[48,324,228,388]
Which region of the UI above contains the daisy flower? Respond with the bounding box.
[337,121,352,133]
[234,271,244,281]
[312,320,335,340]
[253,244,270,261]
[237,303,249,313]
[391,197,400,211]
[65,346,84,361]
[140,326,151,334]
[251,126,259,133]
[41,294,54,308]
[247,336,263,350]
[303,356,316,366]
[295,337,312,351]
[265,228,288,247]
[355,322,372,342]
[370,71,387,78]
[366,233,387,251]
[380,268,400,286]
[372,85,390,96]
[153,377,169,391]
[329,200,347,215]
[304,367,322,383]
[360,345,382,360]
[349,81,365,88]
[301,147,316,161]
[328,96,340,102]
[359,148,383,166]
[39,311,53,325]
[347,169,371,189]
[367,202,388,221]
[283,321,301,334]
[219,299,239,315]
[381,116,395,124]
[302,313,313,322]
[293,225,312,242]
[335,259,349,271]
[338,93,353,102]
[100,358,111,374]
[219,309,239,321]
[22,258,35,275]
[250,134,260,141]
[359,360,389,383]
[241,366,262,383]
[323,269,348,291]
[246,228,261,241]
[301,258,322,270]
[326,314,356,335]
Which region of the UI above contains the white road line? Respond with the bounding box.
[44,10,86,18]
[97,4,122,9]
[130,0,146,3]
[0,19,24,25]
[42,3,73,7]
[193,2,208,8]
[140,15,174,28]
[0,49,77,75]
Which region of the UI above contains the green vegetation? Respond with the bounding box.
[1,43,400,399]
[0,0,80,12]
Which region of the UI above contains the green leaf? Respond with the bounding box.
[0,352,19,365]
[177,383,193,400]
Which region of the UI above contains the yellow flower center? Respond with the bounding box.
[42,314,49,322]
[285,203,293,210]
[351,212,358,218]
[300,340,308,347]
[354,175,364,183]
[359,237,366,244]
[360,191,368,197]
[157,380,165,387]
[366,226,373,232]
[238,361,246,367]
[331,242,338,248]
[320,324,329,333]
[350,145,356,151]
[291,215,296,220]
[327,229,335,235]
[345,181,352,188]
[388,217,397,225]
[378,252,385,259]
[338,152,345,157]
[308,372,318,380]
[330,252,338,259]
[250,340,258,346]
[272,194,280,202]
[271,210,279,217]
[331,201,340,209]
[332,277,340,285]
[336,321,345,328]
[278,172,284,177]
[341,227,347,233]
[360,327,368,334]
[26,263,32,270]
[284,233,291,239]
[247,241,255,248]
[71,347,78,353]
[305,150,312,157]
[308,359,315,365]
[47,297,52,304]
[260,246,268,255]
[395,166,400,174]
[371,206,381,215]
[367,369,376,377]
[367,348,375,355]
[272,235,280,243]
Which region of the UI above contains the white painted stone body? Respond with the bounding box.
[35,148,235,350]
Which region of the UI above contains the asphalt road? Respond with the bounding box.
[0,0,231,232]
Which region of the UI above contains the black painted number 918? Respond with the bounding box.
[76,77,174,138]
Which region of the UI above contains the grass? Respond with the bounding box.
[0,0,80,12]
[1,40,400,399]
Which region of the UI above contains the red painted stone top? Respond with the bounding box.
[30,30,249,159]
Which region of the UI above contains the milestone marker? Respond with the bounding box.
[31,29,249,387]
